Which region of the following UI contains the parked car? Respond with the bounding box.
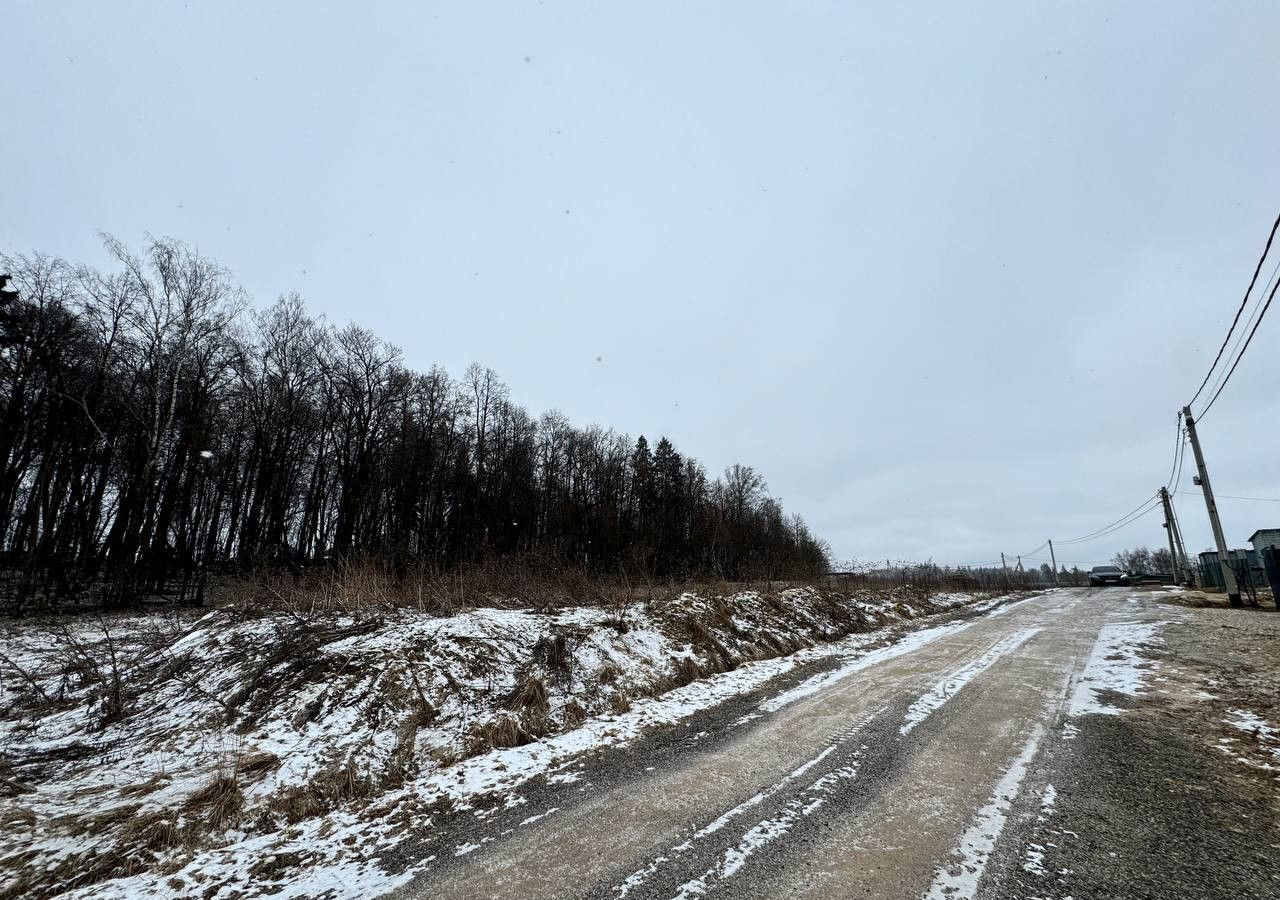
[1088,565,1128,587]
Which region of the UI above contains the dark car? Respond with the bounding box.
[1088,565,1128,587]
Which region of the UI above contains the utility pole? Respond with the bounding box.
[1000,552,1010,590]
[1159,487,1181,584]
[1048,539,1060,587]
[1168,501,1192,585]
[1182,406,1241,607]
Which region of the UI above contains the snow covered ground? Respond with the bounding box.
[0,585,994,899]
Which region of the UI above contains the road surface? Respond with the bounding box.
[389,588,1278,900]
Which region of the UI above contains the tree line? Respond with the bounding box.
[1110,546,1174,575]
[0,238,830,611]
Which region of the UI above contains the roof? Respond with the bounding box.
[1248,528,1280,542]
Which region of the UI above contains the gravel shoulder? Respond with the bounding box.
[990,593,1280,900]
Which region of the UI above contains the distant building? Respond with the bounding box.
[1247,528,1280,554]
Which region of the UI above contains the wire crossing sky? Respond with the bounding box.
[4,1,1279,565]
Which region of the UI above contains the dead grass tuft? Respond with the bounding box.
[506,672,550,714]
[533,632,573,677]
[265,760,376,825]
[609,692,632,715]
[118,773,172,798]
[465,711,548,755]
[238,750,281,777]
[120,809,182,851]
[0,805,36,829]
[184,774,244,828]
[561,699,587,728]
[595,661,623,685]
[83,803,142,836]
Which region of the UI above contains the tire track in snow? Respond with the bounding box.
[668,757,864,900]
[759,620,975,713]
[612,710,881,898]
[919,725,1045,900]
[900,626,1042,734]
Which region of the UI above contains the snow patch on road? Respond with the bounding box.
[1067,621,1167,717]
[900,627,1041,734]
[760,620,974,713]
[1039,783,1057,819]
[1227,708,1278,743]
[921,726,1044,900]
[1219,708,1280,769]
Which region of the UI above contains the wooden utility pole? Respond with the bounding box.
[1182,406,1241,607]
[1048,539,1060,586]
[1001,552,1011,589]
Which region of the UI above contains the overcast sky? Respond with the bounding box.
[5,2,1279,568]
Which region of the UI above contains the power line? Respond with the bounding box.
[1172,424,1187,490]
[1188,210,1280,407]
[1165,411,1184,488]
[1177,490,1280,503]
[1018,539,1049,558]
[1057,493,1161,545]
[1196,255,1280,416]
[1064,501,1162,545]
[1025,555,1112,566]
[1198,270,1280,419]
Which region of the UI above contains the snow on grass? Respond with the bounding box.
[900,626,1041,734]
[1067,621,1167,717]
[922,726,1044,900]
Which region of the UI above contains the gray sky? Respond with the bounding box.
[5,1,1279,568]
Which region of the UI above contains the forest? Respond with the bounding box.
[0,237,830,611]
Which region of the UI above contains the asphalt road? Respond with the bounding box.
[390,588,1278,900]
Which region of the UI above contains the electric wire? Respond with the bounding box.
[1199,268,1280,419]
[1165,412,1184,488]
[1196,255,1280,416]
[1018,540,1049,558]
[1058,500,1162,545]
[1056,493,1161,545]
[1188,210,1280,407]
[1177,490,1280,502]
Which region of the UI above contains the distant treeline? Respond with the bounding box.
[0,238,829,610]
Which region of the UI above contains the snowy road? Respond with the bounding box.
[389,588,1277,900]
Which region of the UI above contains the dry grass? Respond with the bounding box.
[238,750,281,776]
[533,632,573,678]
[561,699,588,728]
[465,712,547,755]
[0,805,36,828]
[118,773,172,798]
[609,692,632,715]
[506,672,550,715]
[595,661,623,685]
[265,760,377,825]
[83,803,143,836]
[215,557,874,619]
[184,774,244,828]
[119,809,182,852]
